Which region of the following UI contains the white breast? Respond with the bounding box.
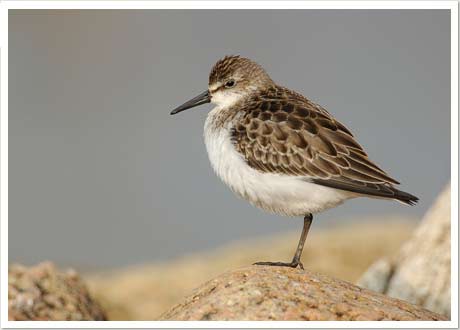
[203,107,355,217]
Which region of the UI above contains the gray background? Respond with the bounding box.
[9,10,450,270]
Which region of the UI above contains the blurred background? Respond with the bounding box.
[9,10,450,271]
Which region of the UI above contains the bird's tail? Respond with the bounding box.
[392,188,419,206]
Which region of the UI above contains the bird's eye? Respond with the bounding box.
[225,79,236,88]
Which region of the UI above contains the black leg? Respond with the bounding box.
[254,214,313,270]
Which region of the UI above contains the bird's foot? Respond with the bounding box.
[253,261,304,270]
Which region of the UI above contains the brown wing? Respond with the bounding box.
[230,87,407,199]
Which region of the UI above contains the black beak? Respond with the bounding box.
[170,90,211,115]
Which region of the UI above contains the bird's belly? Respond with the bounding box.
[204,122,353,216]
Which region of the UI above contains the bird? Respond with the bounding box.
[170,55,418,269]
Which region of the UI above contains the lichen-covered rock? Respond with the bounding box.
[8,262,107,321]
[358,183,451,318]
[159,266,447,321]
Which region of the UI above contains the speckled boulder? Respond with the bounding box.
[8,262,107,321]
[160,266,447,321]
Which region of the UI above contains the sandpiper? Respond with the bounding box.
[170,55,418,269]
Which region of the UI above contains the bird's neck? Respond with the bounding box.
[206,104,238,133]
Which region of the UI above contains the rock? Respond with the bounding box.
[357,183,451,318]
[87,218,415,320]
[8,262,107,321]
[159,266,446,321]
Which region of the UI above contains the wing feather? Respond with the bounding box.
[231,86,403,198]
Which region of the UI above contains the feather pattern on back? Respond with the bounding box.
[230,85,418,204]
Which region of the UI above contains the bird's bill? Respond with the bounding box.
[170,90,211,115]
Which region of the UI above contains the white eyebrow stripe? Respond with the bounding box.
[209,83,222,92]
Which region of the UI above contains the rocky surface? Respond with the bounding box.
[159,266,447,321]
[8,262,106,321]
[358,183,451,318]
[87,218,415,320]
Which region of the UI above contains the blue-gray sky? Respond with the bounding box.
[9,10,450,269]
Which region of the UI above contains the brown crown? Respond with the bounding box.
[209,55,272,86]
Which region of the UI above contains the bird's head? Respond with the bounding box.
[171,55,273,115]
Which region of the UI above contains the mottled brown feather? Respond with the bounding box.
[230,85,402,197]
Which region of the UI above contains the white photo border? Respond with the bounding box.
[0,1,458,328]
